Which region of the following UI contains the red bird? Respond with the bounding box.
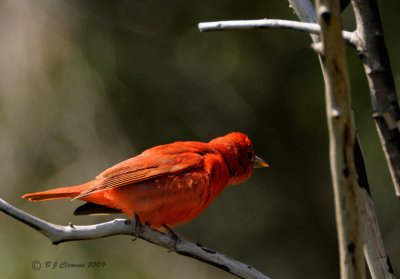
[22,132,268,229]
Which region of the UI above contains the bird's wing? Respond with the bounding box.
[73,142,210,199]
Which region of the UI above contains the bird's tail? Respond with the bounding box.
[22,184,88,202]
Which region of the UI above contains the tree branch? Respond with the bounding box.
[198,18,355,46]
[351,0,400,198]
[354,139,396,279]
[0,198,270,279]
[288,0,317,23]
[288,1,396,278]
[316,0,365,278]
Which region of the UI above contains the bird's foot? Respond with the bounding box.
[162,224,181,252]
[131,213,143,241]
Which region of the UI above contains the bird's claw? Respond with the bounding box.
[162,224,181,252]
[131,213,143,241]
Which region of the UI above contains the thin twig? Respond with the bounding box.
[351,0,400,198]
[0,198,270,279]
[198,18,355,46]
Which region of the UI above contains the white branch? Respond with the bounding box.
[316,0,365,277]
[0,198,270,279]
[198,18,355,46]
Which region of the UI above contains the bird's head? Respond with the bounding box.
[209,132,268,185]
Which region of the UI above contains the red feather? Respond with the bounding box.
[22,132,267,229]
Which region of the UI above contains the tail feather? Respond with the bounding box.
[22,184,87,202]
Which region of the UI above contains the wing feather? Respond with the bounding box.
[73,142,211,199]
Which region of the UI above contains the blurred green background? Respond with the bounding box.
[1,1,400,278]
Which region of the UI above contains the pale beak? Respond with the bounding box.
[253,155,269,168]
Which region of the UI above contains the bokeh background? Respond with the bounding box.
[1,1,400,278]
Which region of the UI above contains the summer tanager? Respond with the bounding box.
[22,132,268,229]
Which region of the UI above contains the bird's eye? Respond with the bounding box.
[247,151,253,160]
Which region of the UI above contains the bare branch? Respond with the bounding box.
[316,0,365,278]
[199,19,319,32]
[354,140,396,279]
[288,0,317,23]
[360,190,396,279]
[351,0,400,198]
[0,198,270,279]
[288,1,396,278]
[198,18,355,46]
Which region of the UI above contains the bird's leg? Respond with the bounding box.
[162,224,181,252]
[131,212,143,241]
